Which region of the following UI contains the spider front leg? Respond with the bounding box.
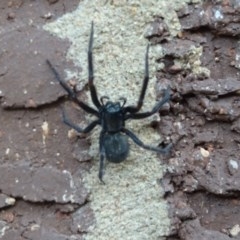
[61,107,100,133]
[122,128,172,154]
[46,60,99,116]
[88,22,102,109]
[124,44,150,113]
[125,87,170,120]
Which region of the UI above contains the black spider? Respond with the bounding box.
[46,22,172,183]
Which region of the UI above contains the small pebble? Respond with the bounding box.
[229,224,240,237]
[227,159,239,175]
[200,147,209,158]
[5,197,16,206]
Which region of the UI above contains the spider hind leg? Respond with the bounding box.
[122,127,172,154]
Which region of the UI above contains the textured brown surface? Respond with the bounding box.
[160,1,240,239]
[0,0,240,239]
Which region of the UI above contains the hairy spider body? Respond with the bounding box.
[104,133,129,163]
[101,102,124,132]
[47,22,172,183]
[99,101,129,163]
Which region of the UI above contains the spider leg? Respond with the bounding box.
[125,87,170,120]
[122,127,172,154]
[88,22,102,109]
[61,107,100,133]
[124,44,150,113]
[99,130,106,184]
[46,60,99,116]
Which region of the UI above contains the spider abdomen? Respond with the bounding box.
[103,133,129,163]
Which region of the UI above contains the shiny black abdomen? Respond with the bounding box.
[103,133,129,163]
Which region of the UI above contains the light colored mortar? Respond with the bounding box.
[44,0,201,239]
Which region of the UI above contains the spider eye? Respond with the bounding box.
[106,102,121,113]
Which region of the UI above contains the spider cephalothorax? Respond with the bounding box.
[47,22,172,183]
